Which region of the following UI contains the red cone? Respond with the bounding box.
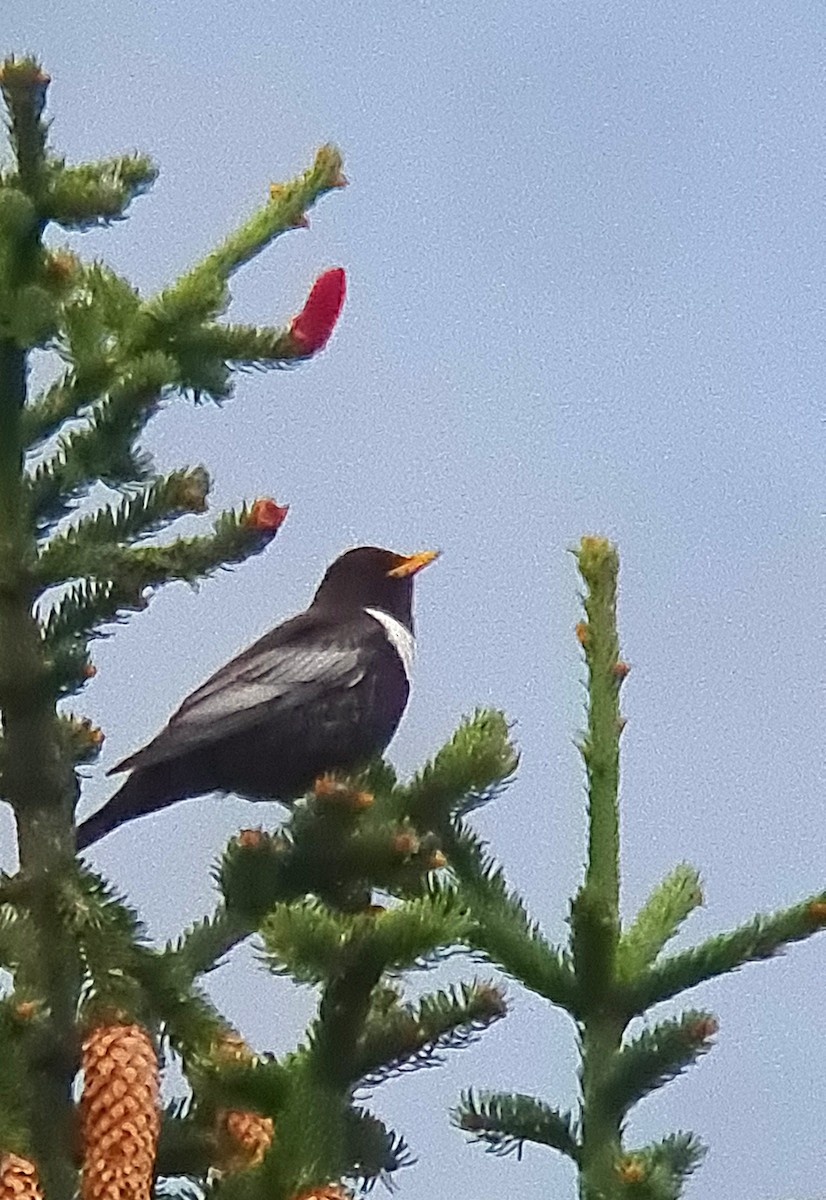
[289,267,346,354]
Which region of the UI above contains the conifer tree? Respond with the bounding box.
[0,57,507,1200]
[450,537,826,1200]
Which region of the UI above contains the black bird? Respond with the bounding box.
[76,546,438,849]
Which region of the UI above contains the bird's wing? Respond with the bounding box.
[110,613,364,774]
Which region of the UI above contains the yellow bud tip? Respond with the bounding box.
[0,60,50,87]
[808,900,826,923]
[476,982,507,1013]
[612,660,630,679]
[180,474,209,511]
[313,774,373,808]
[689,1015,719,1040]
[238,828,265,848]
[579,534,611,556]
[212,1033,254,1064]
[392,832,419,856]
[44,250,78,283]
[428,850,448,869]
[313,773,342,798]
[575,621,589,645]
[617,1157,646,1183]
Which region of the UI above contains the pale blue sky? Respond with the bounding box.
[4,3,826,1197]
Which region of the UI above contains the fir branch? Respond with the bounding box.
[163,903,254,981]
[21,366,108,449]
[199,1056,291,1120]
[39,576,148,700]
[40,631,93,698]
[135,954,230,1064]
[402,709,518,827]
[602,1011,717,1120]
[618,864,703,982]
[62,259,141,340]
[55,713,105,766]
[357,891,471,973]
[178,320,301,369]
[249,1057,352,1200]
[60,866,149,1018]
[206,1047,359,1200]
[40,575,147,659]
[576,535,622,918]
[627,893,826,1015]
[37,500,281,690]
[26,352,176,526]
[646,1132,705,1182]
[290,812,445,903]
[141,324,235,402]
[47,261,141,401]
[34,466,210,587]
[447,823,578,1012]
[344,1108,416,1188]
[0,58,50,194]
[64,500,282,587]
[456,1090,580,1163]
[61,868,229,1059]
[261,893,469,985]
[354,981,506,1085]
[218,828,302,925]
[41,153,158,229]
[261,900,375,984]
[140,144,344,334]
[19,260,139,448]
[618,1133,706,1200]
[220,817,442,927]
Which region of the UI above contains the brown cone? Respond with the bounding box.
[214,1109,274,1172]
[211,1033,274,1172]
[79,1023,160,1200]
[0,1154,43,1200]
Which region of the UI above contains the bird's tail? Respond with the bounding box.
[75,767,184,851]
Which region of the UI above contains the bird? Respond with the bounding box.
[76,546,439,850]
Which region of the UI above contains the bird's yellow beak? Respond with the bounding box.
[387,549,441,578]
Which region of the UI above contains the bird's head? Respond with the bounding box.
[312,546,439,629]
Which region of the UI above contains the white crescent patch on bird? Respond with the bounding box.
[364,607,415,681]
